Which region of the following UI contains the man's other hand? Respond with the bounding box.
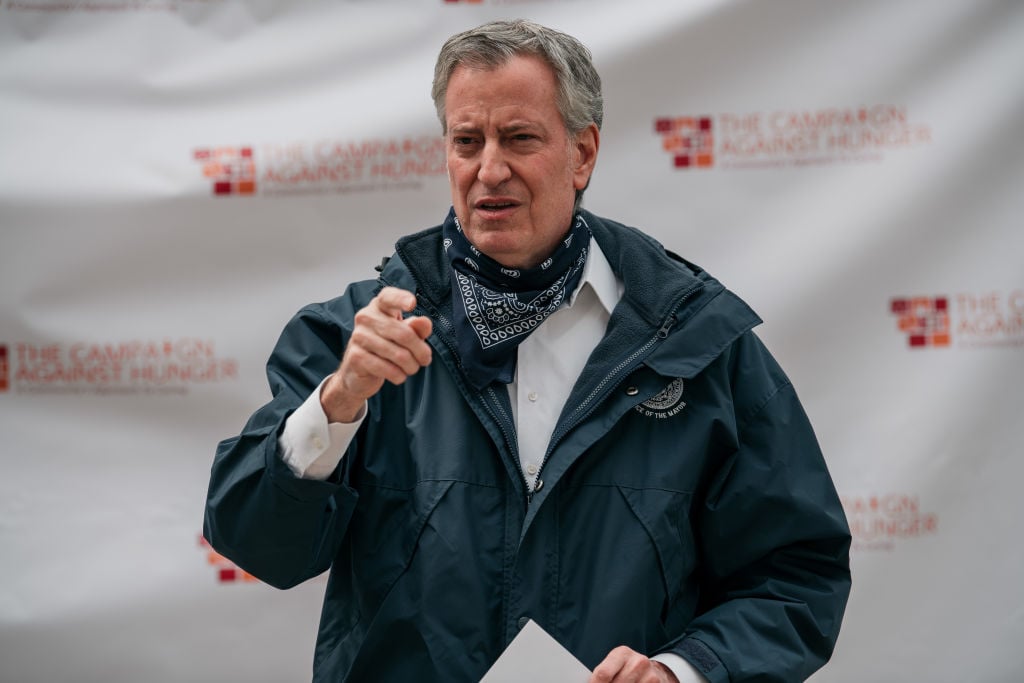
[590,646,680,683]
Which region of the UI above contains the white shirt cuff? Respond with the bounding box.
[651,652,707,683]
[277,375,366,480]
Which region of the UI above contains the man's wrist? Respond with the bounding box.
[278,376,366,480]
[320,373,365,423]
[652,659,680,682]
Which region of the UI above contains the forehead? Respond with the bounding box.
[445,54,562,126]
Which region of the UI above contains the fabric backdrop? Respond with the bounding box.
[1,1,1022,681]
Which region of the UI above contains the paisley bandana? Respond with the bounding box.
[443,208,591,389]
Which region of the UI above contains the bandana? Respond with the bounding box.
[443,208,591,389]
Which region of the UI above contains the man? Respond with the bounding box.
[204,19,851,683]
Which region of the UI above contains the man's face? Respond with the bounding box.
[444,54,599,270]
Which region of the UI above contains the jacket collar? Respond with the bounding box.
[387,209,761,379]
[392,210,696,317]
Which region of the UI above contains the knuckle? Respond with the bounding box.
[348,327,370,346]
[353,307,374,325]
[344,345,367,366]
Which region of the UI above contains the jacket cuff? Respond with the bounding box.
[265,412,355,503]
[668,637,728,683]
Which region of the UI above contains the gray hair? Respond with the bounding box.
[431,19,604,137]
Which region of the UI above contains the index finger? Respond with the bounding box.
[374,286,418,318]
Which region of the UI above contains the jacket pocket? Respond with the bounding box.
[315,480,454,678]
[354,480,454,595]
[617,486,696,632]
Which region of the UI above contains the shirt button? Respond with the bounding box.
[517,617,530,630]
[312,436,325,450]
[526,464,538,476]
[528,391,538,402]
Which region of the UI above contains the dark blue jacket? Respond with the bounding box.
[204,212,851,682]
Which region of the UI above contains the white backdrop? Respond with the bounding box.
[2,1,1023,681]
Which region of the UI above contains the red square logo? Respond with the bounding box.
[195,146,257,197]
[656,116,714,170]
[890,296,951,348]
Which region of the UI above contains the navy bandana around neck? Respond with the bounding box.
[443,208,591,389]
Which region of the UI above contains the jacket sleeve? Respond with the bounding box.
[202,285,373,589]
[668,332,852,682]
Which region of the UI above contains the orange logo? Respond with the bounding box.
[198,535,259,584]
[654,116,714,169]
[195,137,446,197]
[890,296,950,348]
[193,146,256,196]
[658,105,931,170]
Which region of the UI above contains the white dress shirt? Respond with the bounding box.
[277,241,705,683]
[507,240,621,492]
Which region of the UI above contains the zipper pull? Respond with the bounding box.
[657,314,676,339]
[525,479,544,508]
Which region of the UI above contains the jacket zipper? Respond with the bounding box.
[383,271,704,507]
[527,282,705,505]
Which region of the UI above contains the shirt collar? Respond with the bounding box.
[568,239,622,314]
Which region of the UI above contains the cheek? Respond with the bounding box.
[532,160,574,202]
[545,153,574,181]
[447,159,472,189]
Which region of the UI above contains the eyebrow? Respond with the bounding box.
[498,122,543,135]
[447,122,543,135]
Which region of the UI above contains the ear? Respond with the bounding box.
[572,123,600,191]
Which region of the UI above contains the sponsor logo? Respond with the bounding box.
[193,136,447,198]
[194,146,256,196]
[656,105,932,170]
[654,116,714,169]
[841,494,938,552]
[635,377,686,418]
[890,296,950,348]
[0,345,9,393]
[4,339,239,395]
[890,290,1024,349]
[198,535,259,584]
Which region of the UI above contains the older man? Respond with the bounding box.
[205,20,850,683]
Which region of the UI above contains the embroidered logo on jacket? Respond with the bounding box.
[635,378,686,418]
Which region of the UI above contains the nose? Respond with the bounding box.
[477,141,512,187]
